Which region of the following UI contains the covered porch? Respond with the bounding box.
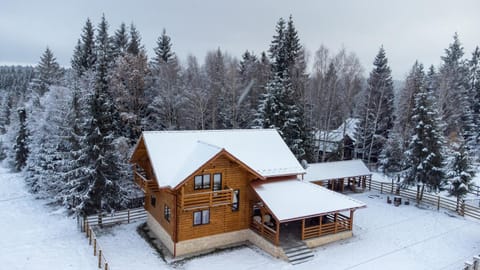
[249,179,365,247]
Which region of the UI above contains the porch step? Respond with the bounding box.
[283,243,314,265]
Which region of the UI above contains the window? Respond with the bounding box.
[232,189,240,211]
[150,195,156,208]
[194,174,211,190]
[193,209,210,225]
[164,205,171,222]
[213,173,222,191]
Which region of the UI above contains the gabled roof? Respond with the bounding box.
[133,129,305,189]
[251,179,366,222]
[304,160,371,182]
[315,118,360,144]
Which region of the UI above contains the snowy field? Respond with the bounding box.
[0,165,96,270]
[1,164,479,270]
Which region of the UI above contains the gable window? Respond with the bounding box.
[164,204,171,222]
[194,174,211,190]
[193,209,210,225]
[150,195,156,208]
[232,189,240,211]
[213,173,222,191]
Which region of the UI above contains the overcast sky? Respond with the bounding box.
[0,0,479,80]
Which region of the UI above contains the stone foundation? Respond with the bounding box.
[147,213,175,254]
[304,230,353,248]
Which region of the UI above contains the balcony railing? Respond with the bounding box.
[133,171,159,193]
[181,188,234,210]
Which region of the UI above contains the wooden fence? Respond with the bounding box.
[368,179,480,220]
[78,207,147,270]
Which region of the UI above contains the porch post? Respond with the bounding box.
[349,209,354,230]
[319,215,323,236]
[334,212,338,233]
[301,219,305,240]
[276,220,280,245]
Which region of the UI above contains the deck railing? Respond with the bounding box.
[302,213,351,240]
[250,220,278,245]
[181,188,234,210]
[133,171,159,193]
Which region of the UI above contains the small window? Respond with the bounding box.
[213,173,222,191]
[232,189,240,211]
[193,209,210,226]
[164,204,171,222]
[150,195,156,208]
[194,174,211,190]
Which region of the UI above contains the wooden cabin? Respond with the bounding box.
[305,160,372,193]
[130,129,366,259]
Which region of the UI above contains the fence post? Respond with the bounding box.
[98,250,102,269]
[105,262,108,270]
[94,239,97,256]
[380,183,383,194]
[368,178,371,191]
[460,200,465,216]
[128,209,130,223]
[437,196,440,211]
[89,228,92,245]
[98,214,102,227]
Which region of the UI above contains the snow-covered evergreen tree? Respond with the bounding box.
[379,131,404,174]
[355,47,394,163]
[404,66,445,191]
[31,47,63,96]
[14,108,28,171]
[448,141,475,207]
[468,46,480,152]
[111,22,129,59]
[71,18,96,77]
[127,23,142,56]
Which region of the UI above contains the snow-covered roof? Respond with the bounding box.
[251,179,366,222]
[304,160,371,182]
[315,118,360,151]
[138,129,305,188]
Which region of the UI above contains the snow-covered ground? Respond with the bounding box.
[1,165,479,270]
[0,165,97,270]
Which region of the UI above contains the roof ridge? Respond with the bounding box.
[196,140,223,150]
[142,128,277,134]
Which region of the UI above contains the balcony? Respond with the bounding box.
[181,188,234,211]
[134,171,159,193]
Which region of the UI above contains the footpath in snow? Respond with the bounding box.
[0,165,97,270]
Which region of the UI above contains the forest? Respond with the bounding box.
[0,15,478,215]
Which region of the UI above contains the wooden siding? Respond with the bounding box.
[145,189,175,240]
[176,154,258,242]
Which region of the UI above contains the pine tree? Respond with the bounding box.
[14,108,28,171]
[255,72,307,159]
[71,18,96,77]
[32,47,63,96]
[404,69,445,192]
[154,28,175,64]
[448,141,475,208]
[112,22,129,58]
[355,47,395,163]
[437,34,473,143]
[127,23,141,56]
[468,46,480,150]
[379,131,404,174]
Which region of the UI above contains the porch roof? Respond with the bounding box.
[304,160,371,182]
[251,179,366,222]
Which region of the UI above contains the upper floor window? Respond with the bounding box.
[150,195,156,208]
[164,204,171,222]
[232,189,240,211]
[193,209,210,225]
[213,173,222,191]
[194,174,211,190]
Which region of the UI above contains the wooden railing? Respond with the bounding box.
[368,179,480,220]
[302,214,351,240]
[250,220,278,245]
[181,188,233,210]
[133,171,159,193]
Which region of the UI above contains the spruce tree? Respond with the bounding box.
[71,18,96,77]
[112,22,129,58]
[468,46,480,149]
[448,141,475,208]
[154,28,175,64]
[404,67,445,192]
[33,47,63,96]
[355,47,394,163]
[14,108,28,171]
[127,23,141,56]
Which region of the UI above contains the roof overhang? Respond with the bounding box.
[251,179,366,223]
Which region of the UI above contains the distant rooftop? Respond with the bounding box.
[304,159,371,182]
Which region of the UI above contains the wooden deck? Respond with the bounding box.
[301,212,352,240]
[133,171,159,193]
[180,188,234,211]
